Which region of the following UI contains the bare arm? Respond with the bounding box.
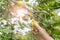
[32,21,54,40]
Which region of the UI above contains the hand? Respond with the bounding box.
[33,20,45,31]
[32,28,44,40]
[32,20,54,40]
[32,20,45,40]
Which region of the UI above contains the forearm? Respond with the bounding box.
[39,28,53,40]
[35,24,54,40]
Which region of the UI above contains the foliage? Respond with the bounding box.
[0,0,37,40]
[0,0,16,40]
[0,0,60,40]
[31,0,60,40]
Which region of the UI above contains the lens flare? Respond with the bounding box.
[16,8,28,18]
[17,9,25,17]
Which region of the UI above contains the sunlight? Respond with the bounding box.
[17,9,25,17]
[15,8,28,18]
[58,12,60,16]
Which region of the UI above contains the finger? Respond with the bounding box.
[33,28,39,32]
[33,20,38,25]
[32,31,37,35]
[32,31,44,40]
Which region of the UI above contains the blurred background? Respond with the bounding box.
[0,0,60,40]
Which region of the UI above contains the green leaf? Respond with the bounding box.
[25,0,29,2]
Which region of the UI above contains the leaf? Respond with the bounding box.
[25,0,29,2]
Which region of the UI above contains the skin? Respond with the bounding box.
[32,20,54,40]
